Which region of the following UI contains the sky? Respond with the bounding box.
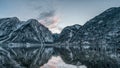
[0,0,120,33]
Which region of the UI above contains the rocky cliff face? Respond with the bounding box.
[70,7,120,44]
[56,24,81,43]
[0,17,53,44]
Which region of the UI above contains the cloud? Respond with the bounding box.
[37,10,56,26]
[47,15,62,33]
[38,10,55,19]
[38,11,62,33]
[25,0,62,33]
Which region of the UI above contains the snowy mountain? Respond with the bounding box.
[56,24,81,43]
[70,7,120,46]
[0,17,53,43]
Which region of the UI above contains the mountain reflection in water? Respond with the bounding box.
[40,56,87,68]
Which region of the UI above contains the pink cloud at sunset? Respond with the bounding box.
[39,15,62,33]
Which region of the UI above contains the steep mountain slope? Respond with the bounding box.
[56,24,81,43]
[0,17,53,43]
[0,17,21,42]
[70,7,120,46]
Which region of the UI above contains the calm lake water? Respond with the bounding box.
[40,56,87,68]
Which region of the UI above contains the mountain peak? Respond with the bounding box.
[0,17,53,44]
[27,19,38,22]
[104,7,120,12]
[72,24,81,29]
[0,17,20,22]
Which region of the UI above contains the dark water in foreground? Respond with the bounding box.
[0,43,119,68]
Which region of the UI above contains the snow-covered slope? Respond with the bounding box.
[56,24,81,43]
[0,17,53,43]
[70,7,120,44]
